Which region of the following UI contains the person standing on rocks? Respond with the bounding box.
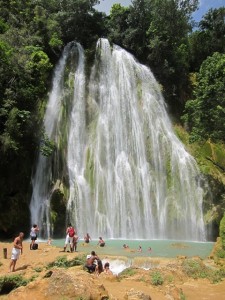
[63,223,75,252]
[9,232,24,272]
[97,237,105,247]
[30,224,39,250]
[72,234,79,252]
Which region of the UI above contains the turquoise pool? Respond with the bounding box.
[48,238,214,259]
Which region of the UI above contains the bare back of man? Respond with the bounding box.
[9,232,24,272]
[85,251,99,273]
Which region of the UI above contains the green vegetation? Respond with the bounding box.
[0,0,104,238]
[0,0,225,239]
[47,254,86,269]
[33,267,43,273]
[40,133,56,157]
[151,270,164,285]
[180,290,187,300]
[182,258,208,279]
[213,215,225,260]
[183,52,225,143]
[220,214,225,250]
[0,274,29,295]
[182,258,225,283]
[119,267,137,278]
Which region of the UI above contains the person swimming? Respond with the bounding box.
[138,245,142,252]
[84,233,91,243]
[97,237,105,247]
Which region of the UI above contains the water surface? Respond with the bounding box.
[50,238,214,259]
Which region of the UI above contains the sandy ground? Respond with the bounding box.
[0,241,225,299]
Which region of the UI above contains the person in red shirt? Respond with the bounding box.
[63,223,75,252]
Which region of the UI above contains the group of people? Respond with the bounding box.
[63,224,106,252]
[123,244,152,253]
[9,223,108,273]
[85,250,113,275]
[84,233,105,247]
[138,246,152,252]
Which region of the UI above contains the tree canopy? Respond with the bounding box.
[183,52,225,142]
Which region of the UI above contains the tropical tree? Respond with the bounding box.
[189,7,225,72]
[183,52,225,142]
[106,3,131,47]
[0,0,105,237]
[107,0,199,115]
[145,0,198,113]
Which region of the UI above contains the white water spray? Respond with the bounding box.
[29,42,80,237]
[30,38,206,241]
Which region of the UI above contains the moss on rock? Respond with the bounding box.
[174,124,225,239]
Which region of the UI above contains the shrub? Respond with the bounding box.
[208,269,224,284]
[182,259,225,283]
[47,254,86,269]
[180,290,187,300]
[119,267,137,278]
[219,213,225,250]
[182,259,208,279]
[216,248,225,259]
[33,267,43,272]
[0,275,29,295]
[151,271,164,285]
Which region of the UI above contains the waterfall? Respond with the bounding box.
[29,42,81,237]
[66,43,94,233]
[30,38,206,241]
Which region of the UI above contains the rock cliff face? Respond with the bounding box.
[197,142,225,240]
[0,125,224,241]
[174,125,225,241]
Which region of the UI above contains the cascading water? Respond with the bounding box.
[30,38,206,241]
[29,42,81,237]
[66,43,94,233]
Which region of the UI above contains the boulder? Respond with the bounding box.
[125,288,151,300]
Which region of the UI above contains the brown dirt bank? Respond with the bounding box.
[0,241,225,299]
